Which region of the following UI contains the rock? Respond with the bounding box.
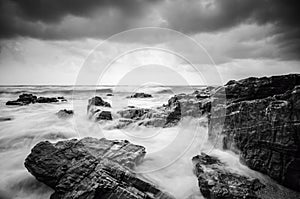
[56,109,74,119]
[118,107,151,119]
[0,117,13,122]
[57,96,67,102]
[127,92,152,98]
[87,96,111,109]
[6,93,66,106]
[96,110,112,120]
[192,153,265,199]
[87,96,112,121]
[36,97,58,103]
[24,137,174,199]
[209,74,300,191]
[106,93,113,96]
[6,93,37,105]
[224,74,300,103]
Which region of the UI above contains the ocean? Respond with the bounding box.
[0,85,298,199]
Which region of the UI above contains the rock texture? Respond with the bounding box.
[87,96,112,121]
[24,137,174,199]
[127,92,152,98]
[209,74,300,190]
[192,153,265,199]
[113,91,211,128]
[56,109,74,119]
[6,94,67,106]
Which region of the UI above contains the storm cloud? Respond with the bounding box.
[0,0,300,60]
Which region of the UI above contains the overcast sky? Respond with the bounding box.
[0,0,300,85]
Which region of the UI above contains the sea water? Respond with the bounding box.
[0,85,298,199]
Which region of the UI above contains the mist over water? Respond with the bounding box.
[0,86,298,199]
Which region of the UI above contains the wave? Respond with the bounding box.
[0,88,113,95]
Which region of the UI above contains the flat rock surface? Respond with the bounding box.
[24,137,175,199]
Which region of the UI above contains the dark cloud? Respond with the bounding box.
[0,0,300,60]
[0,0,159,39]
[161,0,300,60]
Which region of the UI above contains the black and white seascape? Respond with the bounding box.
[0,1,300,199]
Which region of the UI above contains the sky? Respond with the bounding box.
[0,0,300,85]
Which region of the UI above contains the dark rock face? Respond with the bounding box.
[225,74,300,103]
[192,153,265,199]
[56,109,74,119]
[118,108,151,119]
[6,94,66,106]
[128,92,152,98]
[96,110,112,120]
[87,96,111,108]
[24,137,174,199]
[87,96,112,121]
[209,74,300,190]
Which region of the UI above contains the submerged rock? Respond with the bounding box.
[24,137,174,199]
[0,117,13,122]
[127,92,152,98]
[192,153,265,199]
[56,109,74,119]
[6,93,67,106]
[209,74,300,190]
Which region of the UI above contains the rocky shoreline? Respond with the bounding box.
[22,74,300,198]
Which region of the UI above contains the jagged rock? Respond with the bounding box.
[24,137,174,199]
[56,109,74,119]
[192,153,265,199]
[224,74,300,103]
[88,96,111,108]
[209,74,300,191]
[118,108,151,119]
[96,110,112,120]
[127,93,152,98]
[36,97,58,103]
[6,93,66,106]
[87,96,112,121]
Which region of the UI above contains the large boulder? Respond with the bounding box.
[24,137,175,199]
[209,74,300,190]
[192,153,265,199]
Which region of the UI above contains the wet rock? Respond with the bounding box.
[95,110,112,121]
[24,137,174,199]
[127,92,152,98]
[209,74,300,191]
[118,107,151,119]
[192,153,265,199]
[87,96,112,121]
[6,93,66,106]
[87,96,111,108]
[0,116,13,122]
[224,73,300,103]
[56,109,74,119]
[36,97,58,103]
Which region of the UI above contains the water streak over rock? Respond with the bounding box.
[24,137,175,199]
